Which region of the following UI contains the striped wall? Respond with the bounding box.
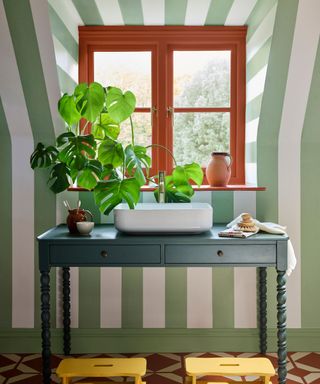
[1,0,320,352]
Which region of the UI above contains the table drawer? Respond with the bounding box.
[165,244,276,264]
[50,244,161,266]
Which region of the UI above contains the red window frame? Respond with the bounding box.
[79,26,246,184]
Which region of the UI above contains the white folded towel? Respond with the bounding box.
[227,215,297,276]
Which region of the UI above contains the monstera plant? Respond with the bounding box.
[30,82,203,215]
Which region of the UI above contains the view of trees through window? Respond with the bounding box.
[94,51,152,149]
[94,50,230,167]
[173,51,230,166]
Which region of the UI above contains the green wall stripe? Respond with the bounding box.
[212,191,234,223]
[0,98,12,328]
[48,4,78,62]
[246,94,263,123]
[256,0,298,221]
[79,191,101,225]
[3,0,57,329]
[246,0,277,41]
[79,268,101,328]
[72,0,104,25]
[301,39,320,328]
[256,0,298,328]
[165,268,187,328]
[57,66,77,95]
[247,36,272,82]
[77,192,101,328]
[118,0,144,25]
[122,268,143,328]
[205,0,234,25]
[212,268,234,328]
[165,0,188,25]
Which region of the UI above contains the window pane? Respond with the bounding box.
[94,51,151,107]
[174,51,230,108]
[173,112,230,166]
[119,113,152,149]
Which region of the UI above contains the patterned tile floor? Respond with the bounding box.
[1,352,320,384]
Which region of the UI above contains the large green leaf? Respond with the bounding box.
[94,177,140,215]
[172,162,203,186]
[125,145,151,186]
[75,82,105,122]
[77,160,103,190]
[57,132,96,170]
[98,138,124,168]
[58,94,81,126]
[106,87,136,123]
[92,112,120,140]
[30,143,59,169]
[48,163,70,193]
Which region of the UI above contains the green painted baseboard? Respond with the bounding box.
[1,328,320,353]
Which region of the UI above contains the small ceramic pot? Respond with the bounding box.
[206,152,232,187]
[76,221,94,235]
[67,209,93,234]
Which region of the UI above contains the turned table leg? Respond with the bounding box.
[258,267,267,354]
[40,270,51,384]
[277,270,287,384]
[62,267,71,355]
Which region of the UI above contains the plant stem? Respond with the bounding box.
[129,116,135,146]
[146,144,177,166]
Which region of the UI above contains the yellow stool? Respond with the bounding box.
[56,357,147,384]
[185,357,275,384]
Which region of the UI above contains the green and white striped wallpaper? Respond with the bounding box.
[0,0,320,352]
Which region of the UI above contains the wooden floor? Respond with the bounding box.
[1,351,319,384]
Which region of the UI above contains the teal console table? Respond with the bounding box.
[38,224,289,384]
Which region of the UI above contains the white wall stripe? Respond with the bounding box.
[185,0,211,26]
[143,268,165,328]
[141,0,165,25]
[246,117,259,144]
[48,0,82,41]
[225,0,258,26]
[101,268,122,328]
[247,3,277,62]
[0,0,35,328]
[52,36,78,84]
[278,0,320,329]
[96,0,124,25]
[245,163,257,185]
[187,268,212,328]
[233,191,257,328]
[246,65,267,103]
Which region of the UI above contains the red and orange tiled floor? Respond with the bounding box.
[1,352,320,384]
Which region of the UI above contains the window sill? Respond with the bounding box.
[68,185,266,192]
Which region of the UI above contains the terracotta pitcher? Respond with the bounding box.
[67,209,93,234]
[206,152,232,187]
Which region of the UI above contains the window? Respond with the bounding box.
[79,26,246,184]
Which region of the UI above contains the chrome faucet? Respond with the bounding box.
[158,171,165,203]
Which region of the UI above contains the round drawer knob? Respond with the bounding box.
[217,250,224,257]
[101,250,108,258]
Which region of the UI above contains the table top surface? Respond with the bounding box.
[38,224,289,243]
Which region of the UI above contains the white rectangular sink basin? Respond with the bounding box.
[114,203,213,234]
